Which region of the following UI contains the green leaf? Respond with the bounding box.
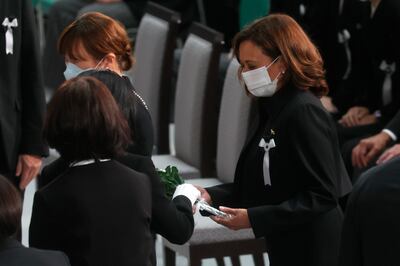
[157,165,185,199]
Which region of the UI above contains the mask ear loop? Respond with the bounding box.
[266,56,281,69]
[94,57,106,70]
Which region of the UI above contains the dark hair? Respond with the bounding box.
[233,14,328,97]
[44,76,131,162]
[58,12,134,71]
[0,175,22,241]
[78,70,136,121]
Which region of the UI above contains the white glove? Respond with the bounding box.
[172,184,201,206]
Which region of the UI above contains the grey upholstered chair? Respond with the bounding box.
[152,23,224,179]
[162,59,267,266]
[132,2,181,154]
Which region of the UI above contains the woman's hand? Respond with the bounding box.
[211,207,251,230]
[339,106,370,127]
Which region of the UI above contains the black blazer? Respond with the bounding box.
[386,109,400,137]
[0,238,70,266]
[39,153,194,245]
[30,160,153,266]
[207,84,352,266]
[339,157,400,266]
[0,0,48,176]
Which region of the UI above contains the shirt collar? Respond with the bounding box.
[69,158,111,168]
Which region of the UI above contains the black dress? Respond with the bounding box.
[207,84,352,266]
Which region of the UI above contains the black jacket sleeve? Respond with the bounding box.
[118,154,194,244]
[29,192,66,250]
[149,164,194,244]
[19,0,48,156]
[247,104,342,237]
[386,110,400,138]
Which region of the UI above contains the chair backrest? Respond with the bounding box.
[216,59,253,183]
[174,23,224,176]
[132,2,181,153]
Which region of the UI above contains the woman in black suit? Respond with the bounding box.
[198,14,352,266]
[29,77,154,266]
[0,175,70,266]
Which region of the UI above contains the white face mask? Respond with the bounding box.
[63,58,105,80]
[241,56,282,97]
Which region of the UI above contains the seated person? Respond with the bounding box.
[339,157,400,266]
[29,76,154,266]
[0,174,70,266]
[326,0,400,179]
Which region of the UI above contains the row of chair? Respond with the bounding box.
[131,2,267,265]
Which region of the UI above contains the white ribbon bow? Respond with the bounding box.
[338,29,352,80]
[379,60,396,106]
[2,17,18,55]
[259,138,276,186]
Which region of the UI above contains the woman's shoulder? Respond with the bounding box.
[106,160,152,186]
[291,89,324,108]
[280,89,333,130]
[287,89,328,117]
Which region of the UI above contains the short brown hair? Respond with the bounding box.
[233,14,328,97]
[44,76,131,162]
[0,175,22,241]
[58,12,134,71]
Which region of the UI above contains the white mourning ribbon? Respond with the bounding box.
[2,17,18,55]
[258,138,276,186]
[380,60,396,106]
[338,29,352,80]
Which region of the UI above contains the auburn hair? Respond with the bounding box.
[58,12,134,71]
[233,14,328,97]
